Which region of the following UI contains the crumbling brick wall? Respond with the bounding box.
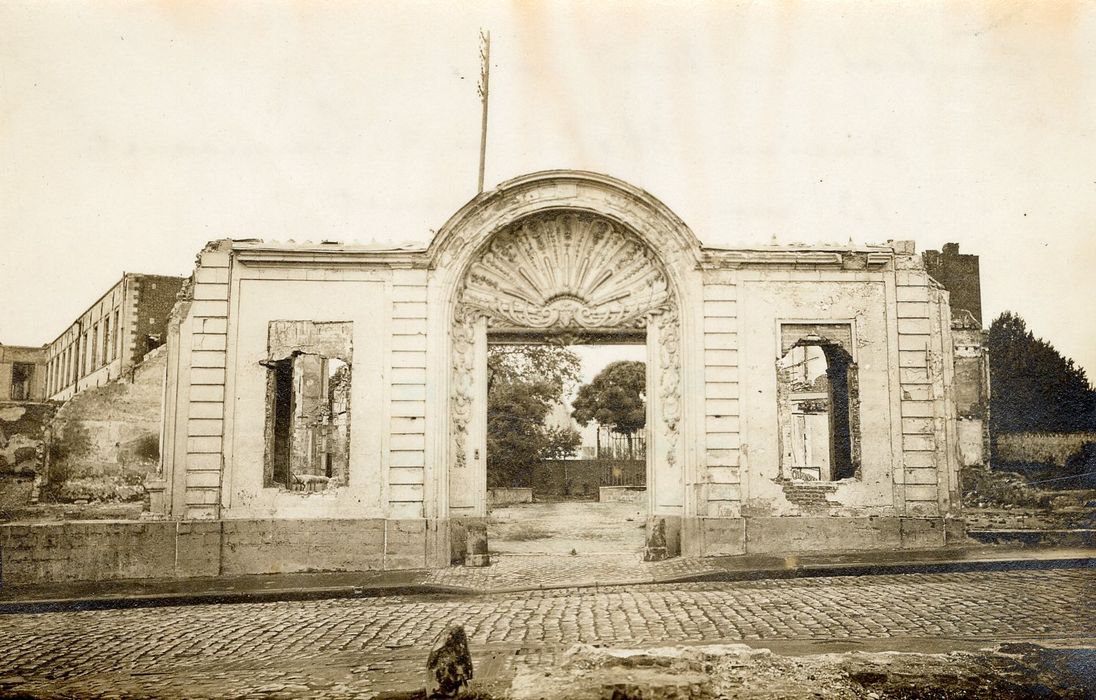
[130,275,188,362]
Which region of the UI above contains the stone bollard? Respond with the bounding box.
[426,624,473,698]
[464,522,490,567]
[643,517,668,562]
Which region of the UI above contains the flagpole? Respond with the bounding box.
[477,30,490,194]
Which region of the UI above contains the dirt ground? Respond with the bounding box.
[503,641,1096,700]
[487,500,647,556]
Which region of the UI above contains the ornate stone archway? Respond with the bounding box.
[447,210,685,556]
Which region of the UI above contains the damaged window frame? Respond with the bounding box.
[261,321,353,493]
[10,362,34,401]
[776,322,861,483]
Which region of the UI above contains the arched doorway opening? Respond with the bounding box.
[484,338,649,558]
[445,210,684,563]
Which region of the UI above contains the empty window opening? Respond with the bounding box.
[777,326,860,481]
[102,316,111,367]
[263,321,352,492]
[91,323,100,368]
[113,310,121,359]
[10,362,33,401]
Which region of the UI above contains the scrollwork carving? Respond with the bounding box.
[450,304,480,470]
[657,306,682,467]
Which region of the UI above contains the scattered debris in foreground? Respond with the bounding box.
[502,642,1094,700]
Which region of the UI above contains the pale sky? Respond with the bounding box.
[2,1,1094,376]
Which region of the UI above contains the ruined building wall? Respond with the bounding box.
[923,243,982,325]
[44,273,186,403]
[153,238,967,570]
[924,242,990,473]
[692,244,964,554]
[146,173,973,580]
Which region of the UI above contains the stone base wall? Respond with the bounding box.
[691,516,955,557]
[3,515,963,585]
[0,518,427,586]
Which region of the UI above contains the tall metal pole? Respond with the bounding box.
[477,30,491,194]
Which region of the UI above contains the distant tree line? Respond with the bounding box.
[485,350,650,489]
[988,312,1096,487]
[988,312,1096,434]
[571,360,646,460]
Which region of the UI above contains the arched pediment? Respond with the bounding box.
[428,170,703,288]
[460,212,672,331]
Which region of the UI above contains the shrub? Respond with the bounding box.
[55,476,145,503]
[134,433,159,462]
[962,466,1052,509]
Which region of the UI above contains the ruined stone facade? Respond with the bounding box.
[44,273,187,402]
[923,243,990,470]
[152,171,976,572]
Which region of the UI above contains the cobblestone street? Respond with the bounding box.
[0,568,1092,698]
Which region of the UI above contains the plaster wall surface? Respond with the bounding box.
[737,273,897,517]
[223,272,389,519]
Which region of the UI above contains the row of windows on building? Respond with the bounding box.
[46,308,122,396]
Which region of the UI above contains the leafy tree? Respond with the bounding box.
[988,312,1096,434]
[571,360,646,458]
[486,345,581,488]
[487,344,581,399]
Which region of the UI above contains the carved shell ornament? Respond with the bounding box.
[459,213,672,330]
[449,211,681,471]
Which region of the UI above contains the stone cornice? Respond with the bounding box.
[700,247,895,270]
[231,244,429,268]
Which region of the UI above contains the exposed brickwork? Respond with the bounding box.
[923,243,982,325]
[130,275,187,361]
[780,481,839,512]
